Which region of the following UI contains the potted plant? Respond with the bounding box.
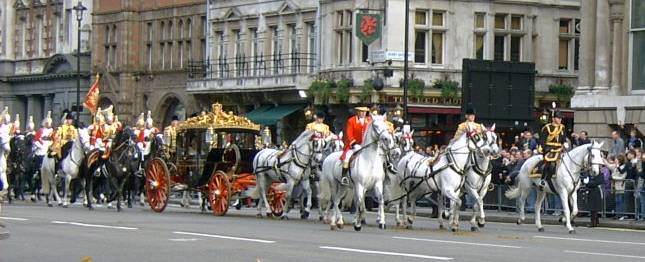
[548,83,574,103]
[360,79,374,103]
[336,79,352,103]
[433,79,459,102]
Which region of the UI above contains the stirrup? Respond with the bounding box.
[340,176,350,186]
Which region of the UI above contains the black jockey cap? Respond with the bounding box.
[63,109,74,120]
[172,115,179,121]
[552,110,563,119]
[314,111,325,119]
[465,108,476,116]
[378,106,388,116]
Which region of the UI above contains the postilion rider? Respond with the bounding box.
[55,111,78,167]
[537,110,567,190]
[305,112,331,138]
[453,108,482,140]
[340,106,372,186]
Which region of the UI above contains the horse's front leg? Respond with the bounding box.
[62,174,71,207]
[570,190,579,222]
[281,180,296,220]
[437,192,446,230]
[466,186,480,231]
[301,177,312,219]
[256,173,271,217]
[560,190,575,233]
[535,190,547,232]
[374,181,386,230]
[353,184,365,231]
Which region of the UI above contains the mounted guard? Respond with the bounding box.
[55,111,78,161]
[340,106,372,186]
[34,111,55,174]
[0,107,12,137]
[537,109,567,190]
[10,114,20,137]
[134,111,158,163]
[88,107,109,159]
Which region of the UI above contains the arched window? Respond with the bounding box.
[186,18,192,38]
[179,20,184,39]
[160,21,165,40]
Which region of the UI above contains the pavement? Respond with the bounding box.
[2,201,645,262]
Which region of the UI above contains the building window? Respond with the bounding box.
[334,10,353,65]
[494,35,505,61]
[474,34,484,59]
[36,16,43,56]
[147,22,153,70]
[475,13,485,29]
[414,31,427,63]
[362,43,369,63]
[415,10,427,25]
[495,14,525,62]
[630,0,645,90]
[558,18,579,71]
[251,28,259,75]
[179,20,184,39]
[414,9,445,65]
[307,23,316,72]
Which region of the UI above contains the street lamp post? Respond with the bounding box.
[72,1,87,125]
[403,0,410,121]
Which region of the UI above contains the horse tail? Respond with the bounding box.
[505,186,521,200]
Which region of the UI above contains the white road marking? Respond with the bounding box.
[168,238,200,242]
[173,231,275,244]
[564,250,645,259]
[595,227,645,233]
[393,236,522,249]
[534,236,645,246]
[319,246,453,261]
[51,221,138,230]
[0,216,29,221]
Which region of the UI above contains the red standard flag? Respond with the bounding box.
[83,74,100,115]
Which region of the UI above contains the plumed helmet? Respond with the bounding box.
[27,115,35,131]
[136,112,145,127]
[145,111,153,126]
[104,105,114,122]
[61,112,68,124]
[14,114,20,128]
[42,111,53,126]
[95,107,105,123]
[2,106,10,124]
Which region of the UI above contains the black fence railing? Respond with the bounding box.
[188,52,316,80]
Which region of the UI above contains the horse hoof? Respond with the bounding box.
[127,203,133,208]
[256,214,263,218]
[301,211,310,219]
[353,225,362,232]
[441,211,449,220]
[47,203,53,207]
[319,216,324,222]
[471,226,478,232]
[330,225,336,231]
[516,219,522,225]
[569,229,576,234]
[62,204,69,208]
[477,221,485,228]
[407,217,414,225]
[361,218,366,225]
[58,203,63,207]
[559,217,565,224]
[337,223,344,230]
[451,228,458,233]
[439,225,445,230]
[281,215,289,220]
[379,224,387,230]
[538,227,544,232]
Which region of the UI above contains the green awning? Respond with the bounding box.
[245,104,305,125]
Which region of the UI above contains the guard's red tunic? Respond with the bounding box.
[341,115,372,160]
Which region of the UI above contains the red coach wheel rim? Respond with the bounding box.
[209,171,230,216]
[269,187,287,217]
[145,158,170,213]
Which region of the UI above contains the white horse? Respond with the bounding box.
[505,141,604,233]
[40,152,62,207]
[392,126,495,231]
[319,116,399,231]
[312,132,343,221]
[385,130,416,227]
[253,130,325,218]
[0,130,10,206]
[59,128,91,207]
[464,126,500,231]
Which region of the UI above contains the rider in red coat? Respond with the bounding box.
[340,106,372,185]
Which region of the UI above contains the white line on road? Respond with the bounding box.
[0,216,29,221]
[169,238,200,242]
[173,231,275,244]
[393,236,522,249]
[319,246,453,261]
[534,236,645,246]
[51,221,138,230]
[564,250,645,259]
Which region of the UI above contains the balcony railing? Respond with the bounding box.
[188,52,316,80]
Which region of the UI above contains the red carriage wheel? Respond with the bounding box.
[269,185,287,217]
[145,158,170,213]
[208,171,231,216]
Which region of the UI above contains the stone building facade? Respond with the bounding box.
[0,0,92,127]
[318,0,581,144]
[91,0,206,128]
[571,0,645,140]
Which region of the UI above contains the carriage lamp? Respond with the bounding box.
[539,110,549,124]
[304,106,314,120]
[393,104,403,118]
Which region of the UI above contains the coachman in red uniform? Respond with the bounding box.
[340,106,372,185]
